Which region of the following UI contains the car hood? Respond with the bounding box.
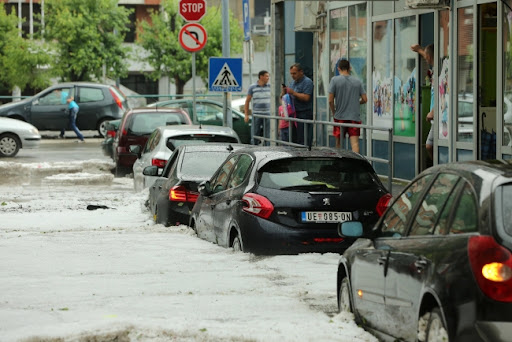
[0,99,30,112]
[0,117,39,131]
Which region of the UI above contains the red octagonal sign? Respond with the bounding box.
[179,0,207,22]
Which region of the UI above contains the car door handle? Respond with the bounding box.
[378,256,387,265]
[414,258,428,271]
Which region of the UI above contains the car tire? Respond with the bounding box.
[0,133,21,157]
[97,118,110,138]
[423,308,449,342]
[338,277,352,313]
[232,233,243,252]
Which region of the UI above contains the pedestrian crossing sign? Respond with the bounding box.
[208,57,243,92]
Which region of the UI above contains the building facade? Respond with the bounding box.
[272,0,512,180]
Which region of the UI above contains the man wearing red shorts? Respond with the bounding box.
[328,59,367,152]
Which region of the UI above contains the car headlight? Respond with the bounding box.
[30,128,40,135]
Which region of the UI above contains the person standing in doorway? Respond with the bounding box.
[328,59,367,153]
[281,63,314,146]
[67,97,85,143]
[411,43,435,161]
[245,70,271,145]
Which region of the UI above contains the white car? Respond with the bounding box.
[0,117,41,157]
[131,124,242,191]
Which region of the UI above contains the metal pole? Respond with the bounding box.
[193,52,197,122]
[222,0,232,128]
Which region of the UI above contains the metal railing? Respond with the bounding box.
[252,113,394,193]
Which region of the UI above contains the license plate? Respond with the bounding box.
[301,211,352,223]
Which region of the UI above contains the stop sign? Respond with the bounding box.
[179,0,207,22]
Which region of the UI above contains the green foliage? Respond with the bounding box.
[137,0,243,94]
[44,0,132,82]
[0,5,53,92]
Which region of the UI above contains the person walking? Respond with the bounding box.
[55,88,70,139]
[328,59,367,153]
[411,43,435,161]
[244,70,271,145]
[282,63,314,146]
[67,97,85,143]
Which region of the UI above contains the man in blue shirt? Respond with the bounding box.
[244,70,271,145]
[67,97,84,143]
[282,63,314,146]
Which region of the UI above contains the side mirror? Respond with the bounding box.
[198,180,211,196]
[143,165,158,176]
[129,145,142,158]
[338,221,363,237]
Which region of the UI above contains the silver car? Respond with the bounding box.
[131,124,241,191]
[0,117,41,157]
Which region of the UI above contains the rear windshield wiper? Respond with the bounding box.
[279,184,331,191]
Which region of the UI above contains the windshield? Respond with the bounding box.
[180,151,233,178]
[500,184,512,235]
[130,113,188,134]
[257,158,380,192]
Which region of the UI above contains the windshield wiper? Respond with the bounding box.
[280,184,330,191]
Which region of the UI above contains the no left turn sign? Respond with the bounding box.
[179,23,208,53]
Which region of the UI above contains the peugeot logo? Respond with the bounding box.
[323,198,330,206]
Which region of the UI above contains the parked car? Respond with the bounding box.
[113,108,192,176]
[145,143,245,226]
[336,160,512,342]
[148,99,251,143]
[190,146,391,255]
[100,119,120,159]
[0,117,41,157]
[0,82,129,137]
[131,124,241,191]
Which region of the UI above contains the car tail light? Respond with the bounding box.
[107,130,116,138]
[110,88,124,110]
[468,235,512,302]
[376,193,392,216]
[242,193,274,219]
[152,159,167,168]
[169,185,199,203]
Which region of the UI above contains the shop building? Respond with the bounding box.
[271,0,512,179]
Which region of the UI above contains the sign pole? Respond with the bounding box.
[222,0,232,128]
[192,52,196,122]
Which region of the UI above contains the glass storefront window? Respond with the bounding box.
[349,4,368,124]
[394,16,417,137]
[457,7,474,143]
[504,2,512,147]
[373,20,393,128]
[439,10,451,141]
[329,7,348,82]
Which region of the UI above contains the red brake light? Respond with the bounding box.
[152,159,167,168]
[242,193,274,219]
[468,235,512,302]
[169,185,199,203]
[376,193,392,216]
[109,88,124,110]
[107,130,116,138]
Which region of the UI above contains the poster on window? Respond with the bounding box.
[373,71,393,128]
[438,57,450,140]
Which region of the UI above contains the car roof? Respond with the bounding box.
[179,143,246,153]
[228,146,370,170]
[157,124,239,137]
[127,107,189,114]
[49,82,114,89]
[423,160,512,186]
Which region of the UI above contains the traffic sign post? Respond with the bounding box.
[179,0,207,22]
[179,23,207,53]
[208,57,243,92]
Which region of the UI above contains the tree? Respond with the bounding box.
[137,0,243,94]
[0,5,53,93]
[44,0,132,82]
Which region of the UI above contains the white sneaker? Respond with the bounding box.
[76,140,85,143]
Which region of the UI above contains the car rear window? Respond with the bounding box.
[257,157,380,191]
[79,87,105,103]
[500,184,512,235]
[180,151,231,178]
[129,113,189,134]
[166,135,239,150]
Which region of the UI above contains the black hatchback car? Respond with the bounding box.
[337,160,512,342]
[190,146,391,255]
[145,143,245,227]
[0,82,129,137]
